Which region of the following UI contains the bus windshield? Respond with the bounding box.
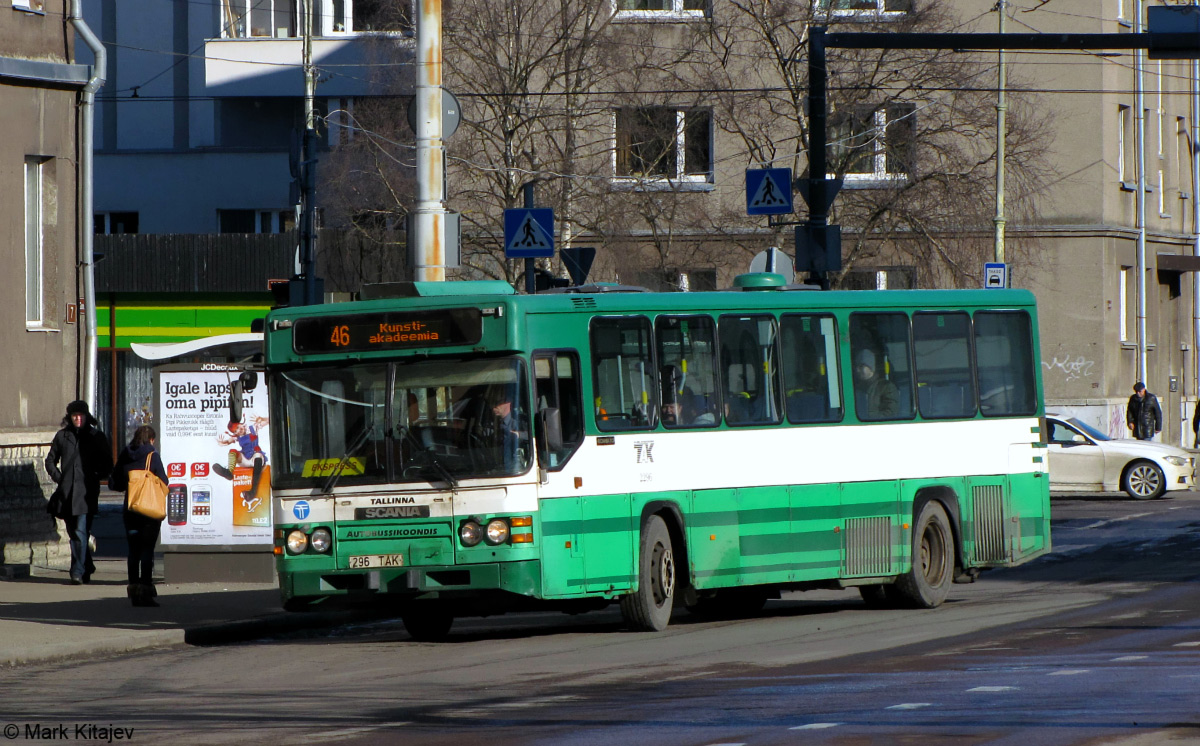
[274,357,530,489]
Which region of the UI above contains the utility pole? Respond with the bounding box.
[299,0,320,305]
[994,0,1007,266]
[413,0,448,281]
[1135,0,1148,384]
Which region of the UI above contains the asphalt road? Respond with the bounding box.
[2,491,1199,746]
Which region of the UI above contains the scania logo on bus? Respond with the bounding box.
[354,506,432,519]
[292,501,311,520]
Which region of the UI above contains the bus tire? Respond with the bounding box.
[893,501,954,609]
[620,515,676,631]
[402,605,454,642]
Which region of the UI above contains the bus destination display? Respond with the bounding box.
[292,308,483,353]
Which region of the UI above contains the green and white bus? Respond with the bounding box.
[265,274,1050,639]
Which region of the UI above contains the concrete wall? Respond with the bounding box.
[0,433,70,571]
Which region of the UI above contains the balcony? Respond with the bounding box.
[204,35,413,98]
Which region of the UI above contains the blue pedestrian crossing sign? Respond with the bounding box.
[746,168,793,216]
[504,208,555,259]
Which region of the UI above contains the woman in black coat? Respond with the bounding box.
[110,425,168,607]
[45,400,112,585]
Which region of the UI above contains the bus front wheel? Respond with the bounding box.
[402,605,454,642]
[893,501,954,609]
[620,515,676,631]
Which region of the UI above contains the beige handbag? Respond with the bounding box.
[127,454,167,521]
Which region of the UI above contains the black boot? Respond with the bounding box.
[138,584,159,607]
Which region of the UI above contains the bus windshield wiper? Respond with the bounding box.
[396,425,459,490]
[321,423,375,494]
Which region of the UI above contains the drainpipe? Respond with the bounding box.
[1135,0,1148,386]
[68,0,106,409]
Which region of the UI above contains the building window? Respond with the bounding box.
[829,103,915,182]
[1118,104,1131,185]
[11,0,45,12]
[1120,266,1131,342]
[613,107,712,187]
[25,157,46,326]
[95,212,139,234]
[817,0,912,16]
[615,0,707,19]
[219,209,292,233]
[219,0,408,38]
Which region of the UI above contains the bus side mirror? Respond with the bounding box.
[229,381,243,425]
[239,370,259,392]
[538,407,563,454]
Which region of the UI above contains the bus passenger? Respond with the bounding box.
[854,349,899,419]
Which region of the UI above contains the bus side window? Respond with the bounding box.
[590,317,657,431]
[533,352,583,469]
[718,314,782,425]
[913,311,976,419]
[849,312,915,421]
[781,314,842,424]
[975,311,1037,416]
[655,314,719,428]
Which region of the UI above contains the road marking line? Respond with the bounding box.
[1111,655,1148,661]
[967,686,1018,692]
[1074,513,1152,530]
[1172,641,1200,647]
[887,703,933,710]
[1047,669,1090,676]
[313,722,410,742]
[790,723,842,730]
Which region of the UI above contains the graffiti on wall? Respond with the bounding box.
[1041,354,1095,383]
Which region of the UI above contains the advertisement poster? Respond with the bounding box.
[157,364,272,547]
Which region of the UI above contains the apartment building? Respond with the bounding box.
[1,0,97,569]
[84,0,1200,445]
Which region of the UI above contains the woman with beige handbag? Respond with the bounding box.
[109,425,168,607]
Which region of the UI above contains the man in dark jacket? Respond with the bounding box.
[45,400,112,584]
[1126,382,1163,441]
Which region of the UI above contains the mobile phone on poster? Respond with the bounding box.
[168,484,188,526]
[191,484,212,525]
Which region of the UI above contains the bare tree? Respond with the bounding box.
[691,0,1055,288]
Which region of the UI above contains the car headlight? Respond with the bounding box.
[310,528,332,553]
[459,520,483,547]
[286,529,308,555]
[1164,456,1187,466]
[485,518,510,545]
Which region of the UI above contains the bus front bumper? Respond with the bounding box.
[282,559,541,602]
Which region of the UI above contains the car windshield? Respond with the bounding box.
[273,357,530,489]
[1066,417,1111,442]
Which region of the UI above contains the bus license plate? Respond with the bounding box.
[348,554,404,569]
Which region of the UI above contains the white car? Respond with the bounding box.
[1045,415,1196,499]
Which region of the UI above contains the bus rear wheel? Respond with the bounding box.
[620,515,676,631]
[893,501,954,609]
[402,605,454,642]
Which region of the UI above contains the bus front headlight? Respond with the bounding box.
[310,528,332,553]
[459,520,483,547]
[485,518,510,546]
[286,530,308,555]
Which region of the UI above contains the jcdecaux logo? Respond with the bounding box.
[292,501,311,520]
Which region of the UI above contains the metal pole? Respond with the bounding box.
[809,27,830,291]
[524,182,536,295]
[994,0,1007,267]
[1135,0,1148,385]
[414,0,447,282]
[301,0,318,305]
[1192,58,1199,436]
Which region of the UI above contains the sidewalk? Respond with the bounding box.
[0,560,376,669]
